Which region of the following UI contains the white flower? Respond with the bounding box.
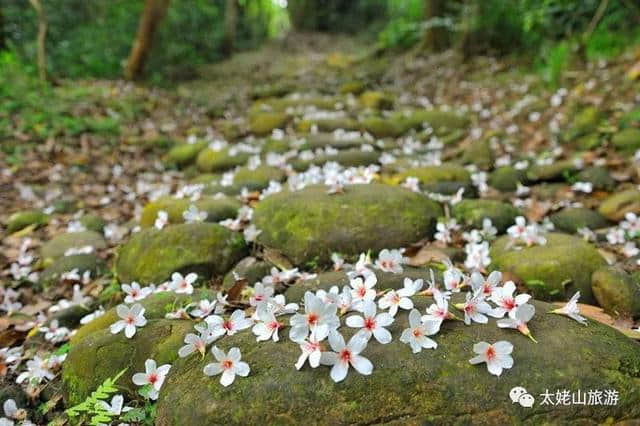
[469,341,514,376]
[295,328,328,370]
[80,307,105,324]
[375,249,406,274]
[443,266,465,292]
[455,290,494,325]
[154,211,169,229]
[621,212,640,236]
[606,228,626,245]
[400,309,439,353]
[507,216,527,239]
[422,289,453,327]
[249,283,274,307]
[402,176,421,192]
[178,333,207,358]
[331,253,345,271]
[16,355,54,385]
[0,346,22,372]
[132,359,171,400]
[470,270,501,297]
[122,282,153,304]
[571,182,592,193]
[182,204,207,223]
[550,291,587,325]
[170,272,197,294]
[289,292,339,343]
[203,347,250,387]
[622,241,639,258]
[497,303,537,342]
[40,320,70,343]
[434,219,459,244]
[490,281,531,319]
[243,224,261,242]
[252,305,284,342]
[189,299,217,318]
[378,278,421,316]
[320,331,373,383]
[205,309,253,341]
[349,273,377,306]
[1,399,19,424]
[110,304,147,338]
[464,241,491,270]
[345,300,394,344]
[98,394,131,416]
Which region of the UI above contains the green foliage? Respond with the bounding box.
[120,402,157,426]
[378,0,425,48]
[288,0,388,33]
[65,368,127,426]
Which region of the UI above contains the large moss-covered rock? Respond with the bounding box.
[249,112,289,136]
[565,106,602,140]
[6,210,49,233]
[452,199,521,233]
[592,266,640,318]
[526,160,576,182]
[549,208,610,233]
[612,128,640,151]
[360,117,407,138]
[598,189,640,221]
[115,223,248,284]
[489,166,527,192]
[490,233,605,303]
[297,117,360,133]
[39,254,102,285]
[139,196,240,228]
[359,91,393,110]
[41,231,107,261]
[461,139,493,170]
[394,109,470,134]
[222,257,274,291]
[253,184,443,266]
[79,214,106,233]
[196,148,250,173]
[165,141,207,167]
[233,165,286,190]
[300,133,368,151]
[156,296,640,425]
[63,319,193,404]
[291,149,379,172]
[397,163,471,185]
[575,166,615,191]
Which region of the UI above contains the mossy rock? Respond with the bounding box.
[115,223,248,284]
[592,266,640,318]
[63,319,193,404]
[576,166,615,191]
[394,109,470,134]
[549,208,610,233]
[423,181,478,198]
[598,189,640,221]
[261,137,291,154]
[233,165,286,190]
[489,166,527,192]
[40,231,107,262]
[573,133,602,150]
[339,80,366,94]
[490,233,605,303]
[297,118,360,133]
[253,184,443,266]
[360,117,408,138]
[6,210,49,233]
[39,254,102,285]
[612,128,640,151]
[165,141,207,167]
[249,112,290,136]
[291,149,379,172]
[300,133,368,151]
[156,296,640,425]
[79,214,106,233]
[530,183,570,200]
[52,198,78,214]
[140,196,240,228]
[196,148,250,173]
[452,199,521,233]
[461,139,493,170]
[397,163,471,185]
[221,257,273,291]
[359,91,394,110]
[565,106,602,140]
[526,160,576,182]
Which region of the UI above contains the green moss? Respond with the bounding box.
[248,112,290,136]
[253,184,443,266]
[139,196,240,228]
[359,91,394,110]
[598,189,640,221]
[461,138,493,170]
[79,214,106,233]
[526,160,576,182]
[290,149,379,172]
[6,210,49,233]
[490,233,605,303]
[165,141,207,167]
[360,116,407,138]
[232,165,286,190]
[576,166,615,191]
[397,163,471,185]
[115,222,248,284]
[592,266,640,318]
[452,199,521,233]
[39,254,102,285]
[612,128,640,151]
[297,117,360,133]
[564,106,602,140]
[549,208,610,233]
[196,148,249,173]
[392,109,470,134]
[156,295,640,425]
[489,166,527,192]
[40,231,107,262]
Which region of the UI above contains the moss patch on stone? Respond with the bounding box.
[397,163,471,185]
[139,196,240,228]
[549,208,610,233]
[598,189,640,221]
[490,233,605,303]
[40,231,107,262]
[253,184,443,266]
[452,199,521,233]
[592,266,640,318]
[248,112,289,136]
[115,223,247,284]
[6,210,49,233]
[196,148,250,173]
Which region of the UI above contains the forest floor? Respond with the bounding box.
[2,33,640,425]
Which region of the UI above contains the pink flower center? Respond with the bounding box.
[364,317,376,330]
[503,298,515,310]
[268,320,280,330]
[125,315,135,324]
[148,373,158,384]
[357,287,366,298]
[222,360,233,370]
[464,304,473,314]
[339,349,352,363]
[412,328,423,338]
[223,320,233,330]
[307,313,318,326]
[485,346,496,361]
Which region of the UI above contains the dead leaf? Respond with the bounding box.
[552,302,639,340]
[262,248,293,270]
[407,244,450,267]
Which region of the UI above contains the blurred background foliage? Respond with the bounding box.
[1,0,639,83]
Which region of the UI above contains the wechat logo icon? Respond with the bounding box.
[510,386,535,408]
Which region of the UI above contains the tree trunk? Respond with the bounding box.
[28,0,47,80]
[222,0,237,57]
[124,0,171,80]
[423,0,447,51]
